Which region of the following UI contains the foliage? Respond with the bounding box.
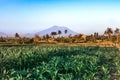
[0,46,120,80]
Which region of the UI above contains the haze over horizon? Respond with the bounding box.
[0,0,120,35]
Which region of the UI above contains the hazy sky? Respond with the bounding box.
[0,0,120,34]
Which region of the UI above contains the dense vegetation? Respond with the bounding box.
[0,46,120,80]
[0,27,120,45]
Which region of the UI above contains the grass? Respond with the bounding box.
[0,45,120,80]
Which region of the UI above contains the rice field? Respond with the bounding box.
[0,45,120,80]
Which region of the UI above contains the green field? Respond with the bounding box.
[0,46,120,80]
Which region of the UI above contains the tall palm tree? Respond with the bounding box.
[64,30,67,34]
[114,28,120,42]
[58,30,62,37]
[64,29,68,37]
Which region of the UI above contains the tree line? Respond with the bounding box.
[0,27,120,44]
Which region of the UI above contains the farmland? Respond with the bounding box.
[0,45,120,80]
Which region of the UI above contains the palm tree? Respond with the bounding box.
[58,30,62,37]
[15,33,20,44]
[51,32,57,39]
[105,27,113,41]
[15,33,20,39]
[114,28,120,42]
[46,34,50,42]
[64,29,68,37]
[64,30,67,34]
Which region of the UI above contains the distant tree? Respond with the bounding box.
[100,35,105,42]
[29,38,34,43]
[15,33,20,39]
[81,34,87,41]
[43,35,46,40]
[51,32,57,39]
[22,37,33,44]
[104,31,107,36]
[94,32,99,38]
[94,32,99,41]
[104,31,108,41]
[64,30,67,34]
[73,34,81,43]
[58,30,62,37]
[57,30,62,42]
[46,34,50,42]
[64,29,68,38]
[68,34,72,38]
[34,35,41,43]
[105,27,113,41]
[90,34,95,42]
[114,28,120,42]
[68,34,72,43]
[0,36,5,42]
[14,33,20,44]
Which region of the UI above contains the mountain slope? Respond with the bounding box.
[0,32,6,37]
[35,25,77,36]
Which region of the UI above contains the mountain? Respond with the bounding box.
[0,32,6,37]
[35,25,77,37]
[24,33,34,37]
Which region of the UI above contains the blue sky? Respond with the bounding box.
[0,0,120,34]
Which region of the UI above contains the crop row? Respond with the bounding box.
[0,46,120,80]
